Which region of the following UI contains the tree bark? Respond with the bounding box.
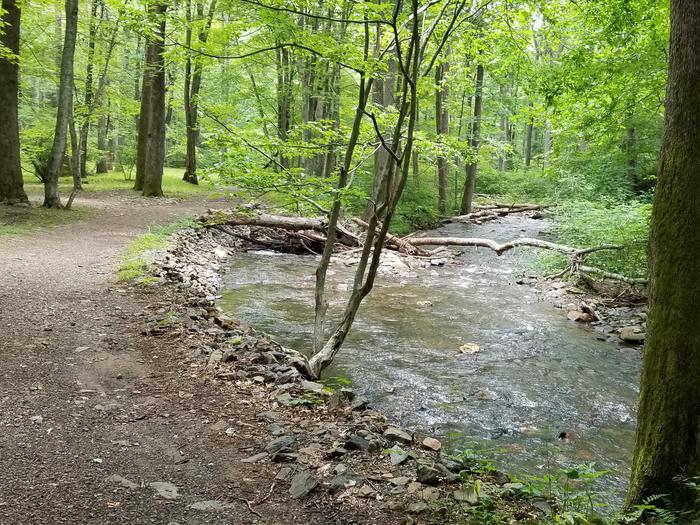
[44,0,78,208]
[78,0,100,179]
[435,55,449,215]
[136,1,167,197]
[183,0,217,185]
[524,102,534,168]
[460,63,483,214]
[626,0,700,510]
[275,45,293,169]
[0,0,29,205]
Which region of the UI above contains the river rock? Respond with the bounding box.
[620,326,645,343]
[453,487,478,504]
[383,426,413,444]
[389,446,410,465]
[421,437,442,451]
[406,501,429,514]
[289,470,318,499]
[345,434,370,451]
[329,471,363,494]
[416,464,441,485]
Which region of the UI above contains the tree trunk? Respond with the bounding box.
[79,0,100,179]
[44,0,78,208]
[136,1,166,196]
[460,63,483,214]
[626,0,700,510]
[0,0,29,205]
[276,45,292,169]
[183,0,217,185]
[435,56,449,215]
[524,102,534,168]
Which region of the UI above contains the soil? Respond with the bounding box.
[0,192,404,525]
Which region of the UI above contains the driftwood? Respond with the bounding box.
[443,204,550,224]
[204,210,647,287]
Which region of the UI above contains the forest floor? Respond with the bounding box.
[0,190,406,525]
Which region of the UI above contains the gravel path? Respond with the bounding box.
[0,192,394,524]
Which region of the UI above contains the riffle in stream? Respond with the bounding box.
[220,216,641,499]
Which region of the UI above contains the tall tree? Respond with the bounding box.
[460,63,483,214]
[183,0,217,185]
[626,0,700,510]
[78,0,100,180]
[0,0,29,205]
[435,53,449,215]
[43,0,79,208]
[135,0,166,197]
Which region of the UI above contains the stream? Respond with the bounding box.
[219,215,641,499]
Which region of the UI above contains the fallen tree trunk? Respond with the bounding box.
[443,204,550,224]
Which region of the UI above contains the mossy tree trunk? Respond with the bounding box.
[626,0,700,511]
[0,0,29,205]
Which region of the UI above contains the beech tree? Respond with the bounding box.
[0,0,28,205]
[626,0,700,511]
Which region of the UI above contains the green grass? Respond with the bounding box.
[117,218,198,282]
[0,204,91,237]
[23,167,222,200]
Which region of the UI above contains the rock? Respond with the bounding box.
[241,452,269,463]
[421,437,442,451]
[189,500,236,511]
[503,482,524,491]
[265,435,295,455]
[206,349,223,368]
[30,415,43,424]
[407,482,423,494]
[222,349,237,362]
[356,484,376,498]
[416,464,441,485]
[491,470,510,485]
[406,501,429,514]
[149,481,179,500]
[350,396,370,411]
[329,471,363,494]
[276,467,293,481]
[421,487,440,501]
[300,380,325,393]
[289,470,318,499]
[567,310,592,323]
[620,326,646,343]
[533,499,553,516]
[389,446,410,466]
[345,434,370,451]
[106,474,139,490]
[438,457,463,473]
[390,476,411,486]
[383,426,413,444]
[435,463,459,482]
[256,411,280,422]
[453,487,479,504]
[458,343,480,354]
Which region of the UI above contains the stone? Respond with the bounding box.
[222,349,237,362]
[149,482,179,500]
[416,464,441,485]
[389,447,410,466]
[458,343,480,354]
[265,435,295,455]
[30,416,43,424]
[435,463,459,482]
[189,500,236,511]
[211,420,227,432]
[289,470,318,499]
[390,476,411,486]
[350,397,370,411]
[206,349,223,368]
[407,482,422,494]
[533,499,553,516]
[620,326,645,343]
[241,452,269,463]
[567,310,592,323]
[345,435,370,451]
[438,457,463,473]
[300,380,325,393]
[503,482,524,491]
[453,487,478,504]
[276,467,293,481]
[406,501,429,514]
[106,474,139,490]
[421,437,441,451]
[491,470,510,485]
[421,487,440,501]
[356,484,376,498]
[383,426,413,444]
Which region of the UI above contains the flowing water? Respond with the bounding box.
[219,216,641,498]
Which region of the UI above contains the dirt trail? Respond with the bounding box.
[0,192,391,525]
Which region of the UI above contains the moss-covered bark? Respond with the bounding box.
[626,0,700,511]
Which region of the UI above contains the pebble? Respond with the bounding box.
[149,481,179,500]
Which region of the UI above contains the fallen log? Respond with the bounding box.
[352,218,431,256]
